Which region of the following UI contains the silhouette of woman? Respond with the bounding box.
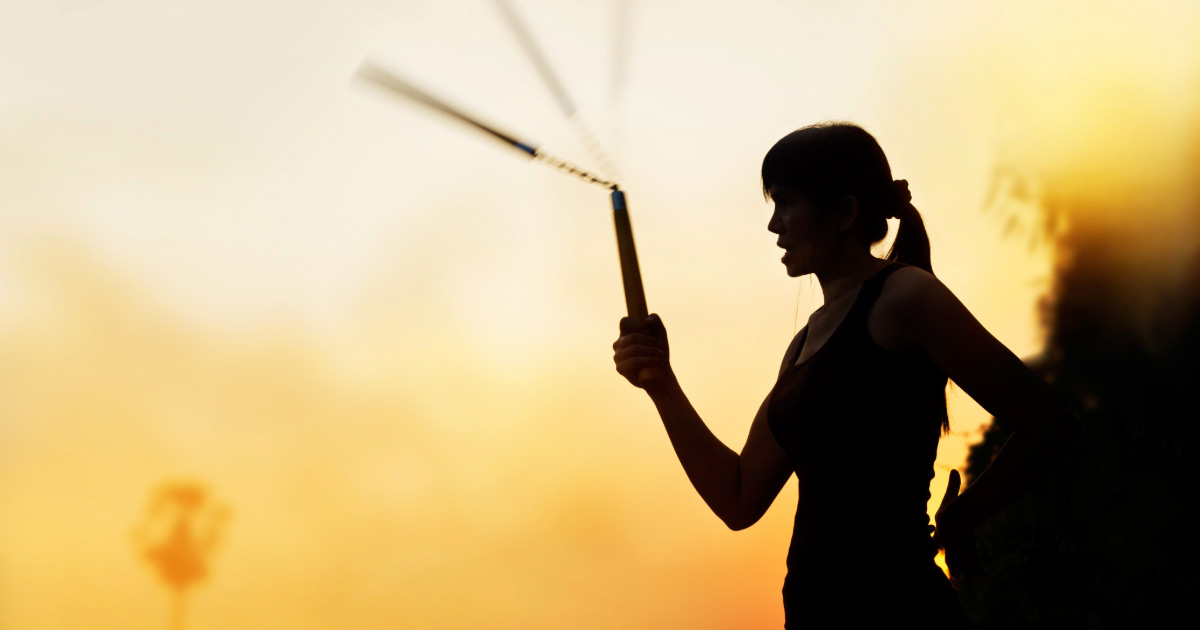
[612,122,1077,628]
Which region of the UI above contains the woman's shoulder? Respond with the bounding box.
[869,263,962,354]
[878,263,951,309]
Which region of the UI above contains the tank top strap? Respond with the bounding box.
[843,261,908,329]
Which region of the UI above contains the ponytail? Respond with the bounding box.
[885,179,933,274]
[886,180,947,434]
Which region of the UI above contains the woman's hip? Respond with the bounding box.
[782,559,967,629]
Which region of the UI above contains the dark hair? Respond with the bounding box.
[761,122,933,274]
[763,122,949,433]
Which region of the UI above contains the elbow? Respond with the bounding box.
[724,517,750,532]
[722,509,761,532]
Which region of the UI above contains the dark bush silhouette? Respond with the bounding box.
[959,127,1200,628]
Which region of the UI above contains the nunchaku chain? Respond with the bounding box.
[532,149,619,191]
[567,113,622,184]
[489,0,622,188]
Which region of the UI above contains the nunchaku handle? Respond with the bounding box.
[611,190,662,387]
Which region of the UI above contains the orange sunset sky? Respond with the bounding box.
[1,1,1197,628]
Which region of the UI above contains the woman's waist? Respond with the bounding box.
[785,540,940,579]
[786,516,938,565]
[791,488,933,529]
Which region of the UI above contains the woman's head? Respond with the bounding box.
[763,122,932,274]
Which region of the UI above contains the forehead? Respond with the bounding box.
[768,186,809,203]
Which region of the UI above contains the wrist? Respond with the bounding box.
[937,494,973,531]
[644,369,681,402]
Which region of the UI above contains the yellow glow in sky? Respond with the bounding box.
[1,1,1196,628]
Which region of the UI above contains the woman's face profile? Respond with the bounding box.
[767,187,827,277]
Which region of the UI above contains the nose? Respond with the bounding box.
[767,207,783,235]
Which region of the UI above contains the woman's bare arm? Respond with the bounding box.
[614,316,795,531]
[733,336,801,529]
[877,268,1079,531]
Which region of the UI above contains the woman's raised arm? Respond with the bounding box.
[614,315,795,531]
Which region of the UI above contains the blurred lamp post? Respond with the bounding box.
[133,481,230,630]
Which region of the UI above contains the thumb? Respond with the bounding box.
[940,469,961,507]
[620,316,641,335]
[644,313,666,340]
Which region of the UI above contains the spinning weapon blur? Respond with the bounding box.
[353,57,658,384]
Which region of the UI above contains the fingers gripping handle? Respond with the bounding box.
[611,190,659,387]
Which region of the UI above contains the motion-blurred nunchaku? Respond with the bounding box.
[353,60,660,386]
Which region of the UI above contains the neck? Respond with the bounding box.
[813,249,889,307]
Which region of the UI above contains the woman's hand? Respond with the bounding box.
[932,469,987,589]
[613,314,673,391]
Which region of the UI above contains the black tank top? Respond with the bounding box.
[767,262,947,585]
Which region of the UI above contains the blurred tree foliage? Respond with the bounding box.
[958,127,1200,628]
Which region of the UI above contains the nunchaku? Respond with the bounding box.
[353,59,659,385]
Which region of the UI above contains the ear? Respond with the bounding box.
[836,195,859,233]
